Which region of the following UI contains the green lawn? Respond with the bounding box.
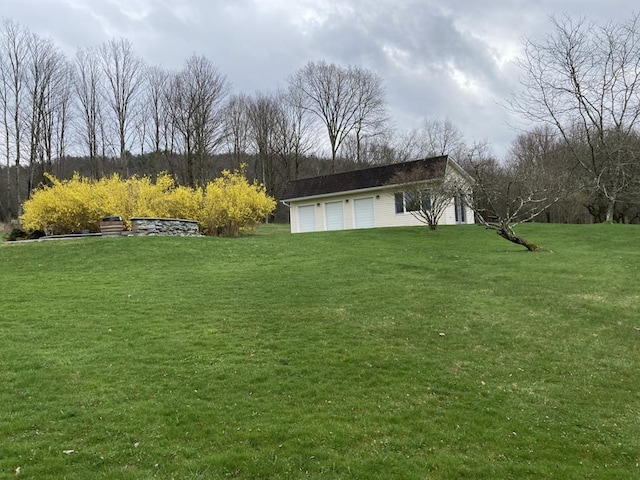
[1,224,639,479]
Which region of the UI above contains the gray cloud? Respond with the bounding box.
[3,0,637,158]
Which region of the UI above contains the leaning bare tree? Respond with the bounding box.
[464,142,567,251]
[511,14,640,222]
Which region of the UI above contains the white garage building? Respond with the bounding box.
[281,156,474,234]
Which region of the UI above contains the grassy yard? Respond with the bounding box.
[0,224,638,479]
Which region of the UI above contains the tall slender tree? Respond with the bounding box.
[24,32,69,190]
[247,92,281,195]
[0,20,29,214]
[98,38,144,176]
[144,65,170,154]
[348,66,388,165]
[223,93,251,168]
[277,90,315,180]
[167,54,229,186]
[74,46,103,177]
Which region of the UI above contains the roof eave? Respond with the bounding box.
[281,178,443,203]
[281,184,393,203]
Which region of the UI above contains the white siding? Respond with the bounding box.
[375,191,427,228]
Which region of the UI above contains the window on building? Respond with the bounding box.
[395,190,431,213]
[394,192,404,214]
[421,191,432,211]
[404,191,421,212]
[455,195,466,223]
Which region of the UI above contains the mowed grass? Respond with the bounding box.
[0,224,639,479]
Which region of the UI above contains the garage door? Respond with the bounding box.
[297,205,316,232]
[354,197,374,229]
[325,201,344,230]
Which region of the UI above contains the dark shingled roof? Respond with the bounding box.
[282,156,448,200]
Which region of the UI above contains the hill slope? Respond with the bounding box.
[1,224,638,479]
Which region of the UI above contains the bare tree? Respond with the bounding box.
[289,60,387,172]
[52,59,73,177]
[223,92,251,168]
[0,19,29,215]
[74,46,104,177]
[168,54,229,186]
[247,90,317,197]
[389,162,469,230]
[345,67,388,165]
[276,90,316,180]
[463,146,567,251]
[144,65,170,154]
[24,32,70,191]
[159,72,179,175]
[389,118,469,167]
[98,38,144,176]
[391,128,424,164]
[509,125,587,223]
[419,117,467,159]
[247,92,282,195]
[244,90,316,197]
[511,14,640,222]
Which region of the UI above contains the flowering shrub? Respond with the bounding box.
[198,167,276,236]
[20,173,105,234]
[20,168,276,236]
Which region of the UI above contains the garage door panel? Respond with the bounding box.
[354,197,374,229]
[298,205,316,232]
[325,201,344,230]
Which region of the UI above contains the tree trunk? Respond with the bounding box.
[497,225,540,251]
[605,198,615,223]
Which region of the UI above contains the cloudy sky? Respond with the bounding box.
[2,0,636,158]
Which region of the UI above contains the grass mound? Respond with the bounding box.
[1,224,638,479]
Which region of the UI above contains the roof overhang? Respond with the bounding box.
[281,178,441,203]
[282,185,388,203]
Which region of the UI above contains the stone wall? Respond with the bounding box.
[130,217,199,236]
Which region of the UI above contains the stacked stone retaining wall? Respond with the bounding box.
[130,217,199,236]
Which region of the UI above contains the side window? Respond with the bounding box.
[394,192,404,214]
[421,191,432,211]
[404,192,421,212]
[455,195,466,223]
[395,190,431,213]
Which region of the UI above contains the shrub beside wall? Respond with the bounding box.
[199,169,277,236]
[20,168,276,236]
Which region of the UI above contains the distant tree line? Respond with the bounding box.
[1,15,639,225]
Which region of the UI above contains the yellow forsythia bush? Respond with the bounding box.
[166,185,204,222]
[20,173,105,233]
[20,167,276,236]
[198,167,276,236]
